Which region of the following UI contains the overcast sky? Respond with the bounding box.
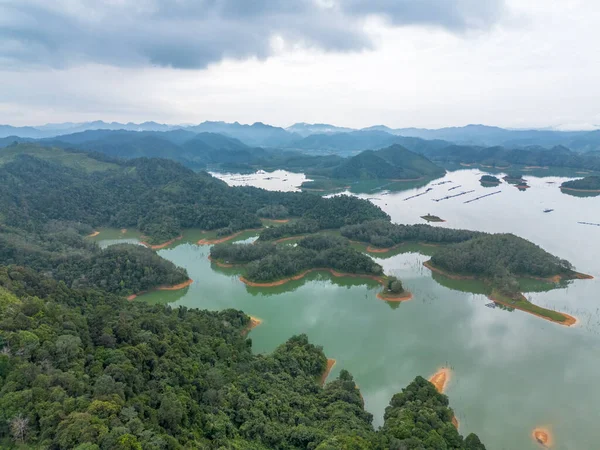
[1,0,598,130]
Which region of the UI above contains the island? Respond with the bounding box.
[421,214,446,223]
[425,233,590,325]
[480,175,501,186]
[503,173,526,185]
[209,234,412,302]
[560,175,600,192]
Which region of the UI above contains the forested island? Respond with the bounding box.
[421,214,445,223]
[479,175,501,186]
[561,175,600,192]
[210,234,410,300]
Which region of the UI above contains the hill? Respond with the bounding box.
[0,143,120,172]
[285,130,451,155]
[561,175,600,191]
[330,144,445,180]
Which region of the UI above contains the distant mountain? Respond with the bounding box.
[330,144,445,180]
[285,130,451,155]
[365,124,600,151]
[4,120,600,152]
[185,121,300,147]
[286,122,355,137]
[34,129,315,171]
[420,144,600,172]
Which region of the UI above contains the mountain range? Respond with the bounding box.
[2,121,600,152]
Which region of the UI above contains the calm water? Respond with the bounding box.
[95,169,600,450]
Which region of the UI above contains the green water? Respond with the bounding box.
[94,168,600,450]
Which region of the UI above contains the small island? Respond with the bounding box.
[421,214,446,223]
[503,173,526,184]
[480,175,501,186]
[209,234,412,302]
[560,175,600,192]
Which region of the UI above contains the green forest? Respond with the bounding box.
[0,266,485,449]
[430,234,575,295]
[561,175,600,190]
[329,145,445,180]
[0,145,387,245]
[340,220,483,249]
[212,234,384,283]
[479,175,500,184]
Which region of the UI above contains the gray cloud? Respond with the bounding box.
[0,0,507,69]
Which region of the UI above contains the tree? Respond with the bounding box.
[9,414,29,444]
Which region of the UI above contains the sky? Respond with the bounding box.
[1,0,599,130]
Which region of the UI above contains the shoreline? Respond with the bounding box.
[423,261,475,280]
[141,235,183,250]
[423,261,580,327]
[198,228,262,245]
[127,279,194,301]
[87,231,100,238]
[239,268,388,288]
[488,293,578,327]
[268,219,290,223]
[239,268,412,302]
[207,255,237,268]
[428,367,451,393]
[531,427,553,448]
[376,292,413,302]
[364,242,440,254]
[560,186,600,193]
[320,358,336,386]
[241,315,263,336]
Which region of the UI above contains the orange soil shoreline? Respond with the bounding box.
[532,427,553,447]
[269,219,290,223]
[424,261,581,327]
[488,293,578,327]
[141,235,183,250]
[560,186,600,193]
[429,368,459,430]
[241,316,263,336]
[207,255,237,268]
[429,367,451,393]
[87,231,100,238]
[127,279,193,301]
[239,268,389,288]
[376,292,413,303]
[320,358,336,386]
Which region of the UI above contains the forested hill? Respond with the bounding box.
[418,144,600,172]
[0,144,388,245]
[561,175,600,190]
[330,145,445,180]
[0,266,485,449]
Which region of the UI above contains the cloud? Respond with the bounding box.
[0,0,507,69]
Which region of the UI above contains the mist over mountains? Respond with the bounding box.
[2,120,600,152]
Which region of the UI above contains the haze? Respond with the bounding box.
[1,0,599,130]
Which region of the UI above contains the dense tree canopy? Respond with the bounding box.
[0,266,484,449]
[212,235,383,283]
[340,220,483,249]
[561,175,600,190]
[0,147,387,245]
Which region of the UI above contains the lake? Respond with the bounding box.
[94,168,600,450]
